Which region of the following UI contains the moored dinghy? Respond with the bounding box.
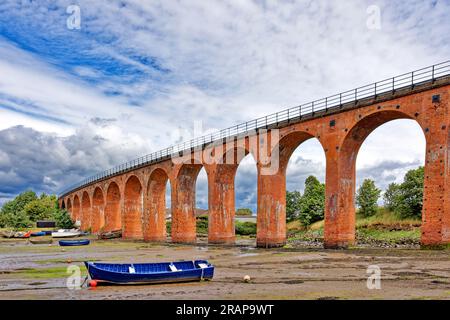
[0,230,15,238]
[98,229,122,240]
[59,239,90,246]
[51,229,81,238]
[30,231,46,237]
[30,238,53,245]
[84,260,214,285]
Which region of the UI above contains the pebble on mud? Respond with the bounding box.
[243,275,251,283]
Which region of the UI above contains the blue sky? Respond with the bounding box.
[0,0,449,211]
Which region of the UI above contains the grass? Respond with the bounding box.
[17,265,88,279]
[356,208,421,230]
[357,228,420,243]
[287,208,422,245]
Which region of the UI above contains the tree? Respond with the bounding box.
[23,195,57,222]
[396,167,424,219]
[356,179,381,217]
[286,191,302,222]
[8,210,32,229]
[53,209,74,229]
[383,182,401,212]
[0,190,37,228]
[299,176,325,226]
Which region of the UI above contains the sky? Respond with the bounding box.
[0,0,449,211]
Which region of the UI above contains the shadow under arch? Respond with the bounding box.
[66,198,72,216]
[171,163,203,243]
[204,142,257,245]
[144,168,170,242]
[81,191,91,231]
[325,109,424,248]
[73,195,80,223]
[105,182,121,232]
[256,129,325,248]
[92,187,104,233]
[123,175,144,239]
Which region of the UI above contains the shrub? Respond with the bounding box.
[236,208,253,216]
[235,221,256,235]
[196,215,208,235]
[53,209,74,229]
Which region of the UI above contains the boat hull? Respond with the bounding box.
[85,260,214,285]
[98,230,122,240]
[31,232,46,237]
[52,232,80,238]
[30,239,53,245]
[59,239,90,246]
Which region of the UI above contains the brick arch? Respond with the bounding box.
[144,168,169,242]
[324,109,421,248]
[203,141,258,245]
[73,195,80,222]
[91,187,104,233]
[104,182,121,232]
[171,164,203,243]
[123,175,144,239]
[273,131,320,174]
[201,134,259,168]
[256,130,325,248]
[66,198,72,216]
[341,110,416,165]
[81,191,91,231]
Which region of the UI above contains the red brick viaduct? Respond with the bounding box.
[59,64,450,249]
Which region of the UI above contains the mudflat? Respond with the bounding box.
[0,237,449,300]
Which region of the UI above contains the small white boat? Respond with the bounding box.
[51,229,81,238]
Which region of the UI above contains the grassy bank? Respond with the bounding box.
[287,209,422,246]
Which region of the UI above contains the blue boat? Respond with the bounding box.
[30,231,46,237]
[84,260,214,285]
[59,239,90,246]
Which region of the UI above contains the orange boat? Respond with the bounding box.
[14,231,32,238]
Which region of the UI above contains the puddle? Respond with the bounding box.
[236,253,259,258]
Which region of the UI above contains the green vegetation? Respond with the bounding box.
[53,209,75,229]
[299,176,325,226]
[285,167,425,245]
[286,176,325,226]
[17,265,87,279]
[166,215,258,237]
[389,167,424,219]
[286,190,301,222]
[196,214,208,235]
[235,221,257,235]
[0,190,73,229]
[356,179,381,217]
[236,208,253,216]
[287,209,421,245]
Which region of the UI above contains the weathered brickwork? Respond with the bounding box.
[59,82,450,248]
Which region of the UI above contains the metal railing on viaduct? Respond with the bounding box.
[59,60,450,198]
